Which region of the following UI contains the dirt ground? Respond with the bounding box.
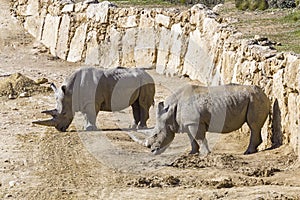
[0,0,300,199]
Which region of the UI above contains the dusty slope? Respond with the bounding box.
[0,0,300,199]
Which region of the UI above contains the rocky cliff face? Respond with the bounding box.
[11,0,299,157]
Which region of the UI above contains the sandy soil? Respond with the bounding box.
[0,0,300,199]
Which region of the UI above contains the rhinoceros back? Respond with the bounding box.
[65,67,154,113]
[174,84,270,133]
[98,67,154,111]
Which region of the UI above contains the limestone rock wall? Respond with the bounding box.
[11,0,299,157]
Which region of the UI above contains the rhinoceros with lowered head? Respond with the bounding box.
[33,67,155,131]
[129,84,270,155]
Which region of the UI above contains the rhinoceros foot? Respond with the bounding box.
[244,148,258,155]
[85,125,98,131]
[189,150,199,155]
[130,123,138,130]
[137,124,148,130]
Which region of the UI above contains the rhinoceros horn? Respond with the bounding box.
[127,132,148,147]
[32,118,57,127]
[41,109,58,117]
[135,128,155,136]
[127,129,155,148]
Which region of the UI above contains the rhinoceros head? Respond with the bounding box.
[33,83,74,132]
[128,101,178,155]
[149,101,178,155]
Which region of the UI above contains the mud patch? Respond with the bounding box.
[238,166,281,177]
[0,73,50,97]
[127,175,180,188]
[128,174,237,189]
[203,177,235,189]
[169,153,286,178]
[170,153,247,169]
[106,132,133,142]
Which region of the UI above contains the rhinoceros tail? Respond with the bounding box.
[138,72,155,108]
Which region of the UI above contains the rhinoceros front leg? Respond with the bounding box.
[187,132,199,154]
[187,124,211,156]
[82,104,98,131]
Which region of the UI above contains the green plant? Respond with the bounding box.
[282,10,300,22]
[235,0,249,10]
[111,0,173,6]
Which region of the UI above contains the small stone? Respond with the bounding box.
[19,92,30,98]
[5,194,13,198]
[8,94,16,99]
[9,181,17,187]
[35,77,48,84]
[61,4,74,13]
[84,0,99,4]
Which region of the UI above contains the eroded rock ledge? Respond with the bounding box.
[11,0,300,158]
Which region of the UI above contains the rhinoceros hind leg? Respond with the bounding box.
[244,128,262,154]
[131,101,141,128]
[137,124,147,130]
[129,122,147,130]
[139,108,149,128]
[85,125,98,131]
[130,123,137,129]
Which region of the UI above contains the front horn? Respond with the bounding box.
[135,128,155,137]
[127,130,155,148]
[32,118,57,127]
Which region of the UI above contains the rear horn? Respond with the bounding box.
[127,132,149,147]
[41,109,58,117]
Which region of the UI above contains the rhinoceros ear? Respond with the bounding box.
[61,85,67,94]
[50,83,57,93]
[158,102,164,112]
[158,101,169,115]
[61,85,72,95]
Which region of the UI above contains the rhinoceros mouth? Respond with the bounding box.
[151,143,171,155]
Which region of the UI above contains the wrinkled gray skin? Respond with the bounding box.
[130,84,270,155]
[33,67,155,132]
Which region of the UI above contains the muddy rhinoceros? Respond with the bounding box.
[33,67,155,131]
[129,84,270,155]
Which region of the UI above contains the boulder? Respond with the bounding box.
[67,23,88,62]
